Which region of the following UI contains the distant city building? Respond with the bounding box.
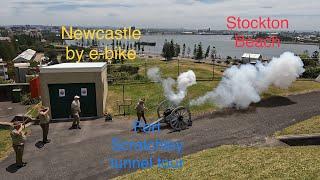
[0,58,9,80]
[241,53,262,64]
[13,49,36,63]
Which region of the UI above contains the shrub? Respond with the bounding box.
[302,67,320,79]
[302,58,318,68]
[21,93,41,105]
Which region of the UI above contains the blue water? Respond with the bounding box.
[66,35,319,59]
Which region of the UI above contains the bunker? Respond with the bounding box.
[40,62,107,120]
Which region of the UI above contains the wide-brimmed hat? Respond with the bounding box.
[74,95,80,99]
[13,121,21,127]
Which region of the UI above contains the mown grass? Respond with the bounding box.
[115,145,320,180]
[262,80,320,98]
[0,126,12,160]
[107,59,320,118]
[275,115,320,136]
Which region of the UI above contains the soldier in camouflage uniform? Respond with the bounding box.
[135,98,147,124]
[38,106,51,143]
[10,121,27,167]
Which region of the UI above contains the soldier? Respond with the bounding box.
[70,95,81,129]
[135,98,148,124]
[10,121,27,168]
[38,106,51,143]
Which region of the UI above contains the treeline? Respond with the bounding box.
[162,39,217,61]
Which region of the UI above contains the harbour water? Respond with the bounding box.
[67,35,319,59]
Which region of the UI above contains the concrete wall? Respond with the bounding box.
[40,70,107,119]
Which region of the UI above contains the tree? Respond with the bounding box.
[0,41,17,61]
[187,47,191,58]
[205,45,210,59]
[111,39,115,50]
[174,43,180,57]
[46,50,57,61]
[169,40,175,58]
[133,42,137,51]
[312,50,319,59]
[210,46,216,60]
[182,44,186,58]
[196,42,203,60]
[162,40,173,60]
[162,39,178,60]
[193,44,197,58]
[137,42,141,53]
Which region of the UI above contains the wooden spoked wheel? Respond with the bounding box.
[169,106,191,131]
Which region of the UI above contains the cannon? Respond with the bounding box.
[144,100,192,131]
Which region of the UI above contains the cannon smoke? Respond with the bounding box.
[190,52,305,109]
[147,67,196,105]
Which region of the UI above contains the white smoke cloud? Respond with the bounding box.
[147,67,196,105]
[190,52,305,109]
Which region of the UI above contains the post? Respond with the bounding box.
[212,59,214,81]
[144,60,147,80]
[122,84,125,116]
[177,58,180,76]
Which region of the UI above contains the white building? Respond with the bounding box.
[13,49,36,63]
[14,63,30,83]
[0,58,9,80]
[241,53,262,64]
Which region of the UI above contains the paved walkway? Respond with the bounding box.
[0,92,320,180]
[0,101,27,123]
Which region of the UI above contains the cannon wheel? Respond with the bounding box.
[169,106,191,131]
[157,100,176,119]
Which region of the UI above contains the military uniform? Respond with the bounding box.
[71,97,81,129]
[39,108,50,143]
[135,99,147,124]
[10,126,26,167]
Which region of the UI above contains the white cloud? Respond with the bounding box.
[0,0,319,30]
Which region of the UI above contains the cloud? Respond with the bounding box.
[0,0,319,30]
[45,2,133,11]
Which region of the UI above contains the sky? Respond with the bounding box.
[0,0,319,30]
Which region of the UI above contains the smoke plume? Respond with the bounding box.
[147,67,196,105]
[190,52,305,109]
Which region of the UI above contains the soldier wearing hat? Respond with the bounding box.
[70,95,81,129]
[135,98,148,124]
[38,106,51,143]
[10,121,27,167]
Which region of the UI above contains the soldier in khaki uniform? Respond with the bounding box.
[10,122,27,167]
[38,106,51,143]
[70,96,81,129]
[135,98,147,124]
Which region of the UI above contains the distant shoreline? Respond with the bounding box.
[281,41,319,46]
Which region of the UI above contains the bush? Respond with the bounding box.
[302,58,318,67]
[118,65,139,75]
[21,94,41,105]
[108,65,139,75]
[302,67,320,79]
[133,74,146,81]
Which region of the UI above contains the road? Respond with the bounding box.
[0,91,320,180]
